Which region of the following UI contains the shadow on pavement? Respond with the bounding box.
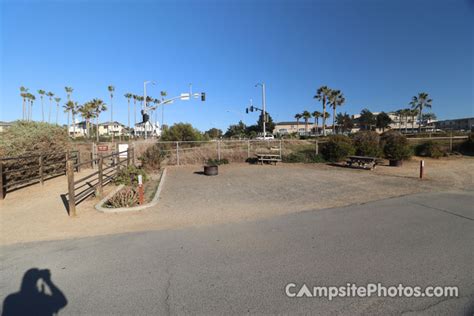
[2,268,68,316]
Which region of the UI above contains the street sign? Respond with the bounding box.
[180,93,190,100]
[118,144,129,158]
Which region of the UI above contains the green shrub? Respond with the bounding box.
[459,133,474,155]
[380,131,412,160]
[283,149,325,163]
[105,187,138,208]
[139,144,166,170]
[207,158,229,166]
[114,165,147,186]
[353,131,382,157]
[161,123,204,141]
[321,135,355,162]
[415,141,446,158]
[0,121,70,157]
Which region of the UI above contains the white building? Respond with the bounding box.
[134,121,161,137]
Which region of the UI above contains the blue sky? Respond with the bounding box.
[1,0,473,131]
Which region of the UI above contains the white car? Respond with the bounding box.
[256,135,275,140]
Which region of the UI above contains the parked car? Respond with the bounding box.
[256,135,275,140]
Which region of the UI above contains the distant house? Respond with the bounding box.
[273,121,333,136]
[0,121,12,133]
[134,121,161,137]
[98,121,128,136]
[435,117,474,131]
[68,121,89,137]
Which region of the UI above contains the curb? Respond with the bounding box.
[95,168,167,213]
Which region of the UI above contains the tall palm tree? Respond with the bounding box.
[328,90,345,134]
[65,87,74,136]
[37,90,46,121]
[108,85,115,141]
[20,87,29,120]
[294,113,302,136]
[160,90,167,128]
[124,93,132,132]
[314,86,332,136]
[91,98,107,142]
[54,97,61,125]
[28,93,36,121]
[410,92,433,133]
[410,109,418,133]
[323,112,330,132]
[395,110,403,130]
[132,94,138,130]
[301,111,311,135]
[63,101,74,136]
[312,111,322,135]
[78,102,95,138]
[402,108,410,133]
[46,92,54,123]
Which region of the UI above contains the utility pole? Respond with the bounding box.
[255,83,266,137]
[143,81,155,140]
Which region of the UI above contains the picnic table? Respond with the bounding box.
[256,153,281,165]
[346,156,378,170]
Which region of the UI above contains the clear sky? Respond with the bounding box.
[1,0,473,131]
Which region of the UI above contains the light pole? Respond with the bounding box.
[255,83,266,138]
[143,80,155,139]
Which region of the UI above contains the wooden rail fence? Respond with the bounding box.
[66,148,134,216]
[0,151,79,200]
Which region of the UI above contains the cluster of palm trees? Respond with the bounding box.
[393,92,434,133]
[77,99,107,141]
[294,86,345,136]
[20,87,64,124]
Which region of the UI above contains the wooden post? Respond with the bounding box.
[217,140,221,160]
[131,147,135,166]
[76,151,81,172]
[65,151,69,175]
[419,160,424,179]
[315,139,319,155]
[0,161,4,200]
[176,142,180,166]
[127,148,130,166]
[449,131,453,152]
[116,152,121,175]
[279,139,282,159]
[67,160,76,217]
[39,155,44,185]
[97,156,103,198]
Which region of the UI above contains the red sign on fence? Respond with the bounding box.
[97,145,108,151]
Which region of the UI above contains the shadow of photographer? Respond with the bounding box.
[2,268,67,316]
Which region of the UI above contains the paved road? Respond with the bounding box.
[1,191,473,315]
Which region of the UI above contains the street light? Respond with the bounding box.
[143,80,155,139]
[255,83,266,138]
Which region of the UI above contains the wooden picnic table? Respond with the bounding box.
[346,155,378,170]
[256,153,281,165]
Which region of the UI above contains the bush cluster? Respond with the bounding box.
[114,165,148,186]
[380,131,412,161]
[0,121,70,157]
[321,135,355,162]
[459,133,474,155]
[283,149,325,163]
[207,158,229,166]
[105,187,138,208]
[415,141,446,158]
[139,144,166,171]
[352,131,382,157]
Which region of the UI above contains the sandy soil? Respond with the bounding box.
[1,156,473,246]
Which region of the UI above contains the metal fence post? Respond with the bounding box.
[315,139,319,155]
[176,142,180,166]
[449,131,453,152]
[217,140,221,160]
[115,152,120,175]
[39,155,44,185]
[279,139,282,159]
[0,161,4,200]
[97,156,103,198]
[66,160,76,217]
[127,148,130,166]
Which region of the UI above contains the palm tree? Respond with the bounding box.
[124,93,132,132]
[160,90,167,128]
[395,110,403,130]
[91,98,107,142]
[37,90,46,121]
[328,90,345,134]
[65,87,74,136]
[409,109,418,133]
[312,111,322,135]
[46,92,54,123]
[301,111,311,135]
[54,97,61,124]
[28,93,36,121]
[63,101,74,136]
[78,102,95,138]
[294,113,302,136]
[410,92,432,133]
[132,94,138,130]
[20,87,29,120]
[314,86,332,136]
[108,85,115,141]
[323,112,330,132]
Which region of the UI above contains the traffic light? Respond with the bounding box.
[201,92,206,101]
[246,108,249,114]
[250,106,254,112]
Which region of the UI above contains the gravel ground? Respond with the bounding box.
[1,156,472,245]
